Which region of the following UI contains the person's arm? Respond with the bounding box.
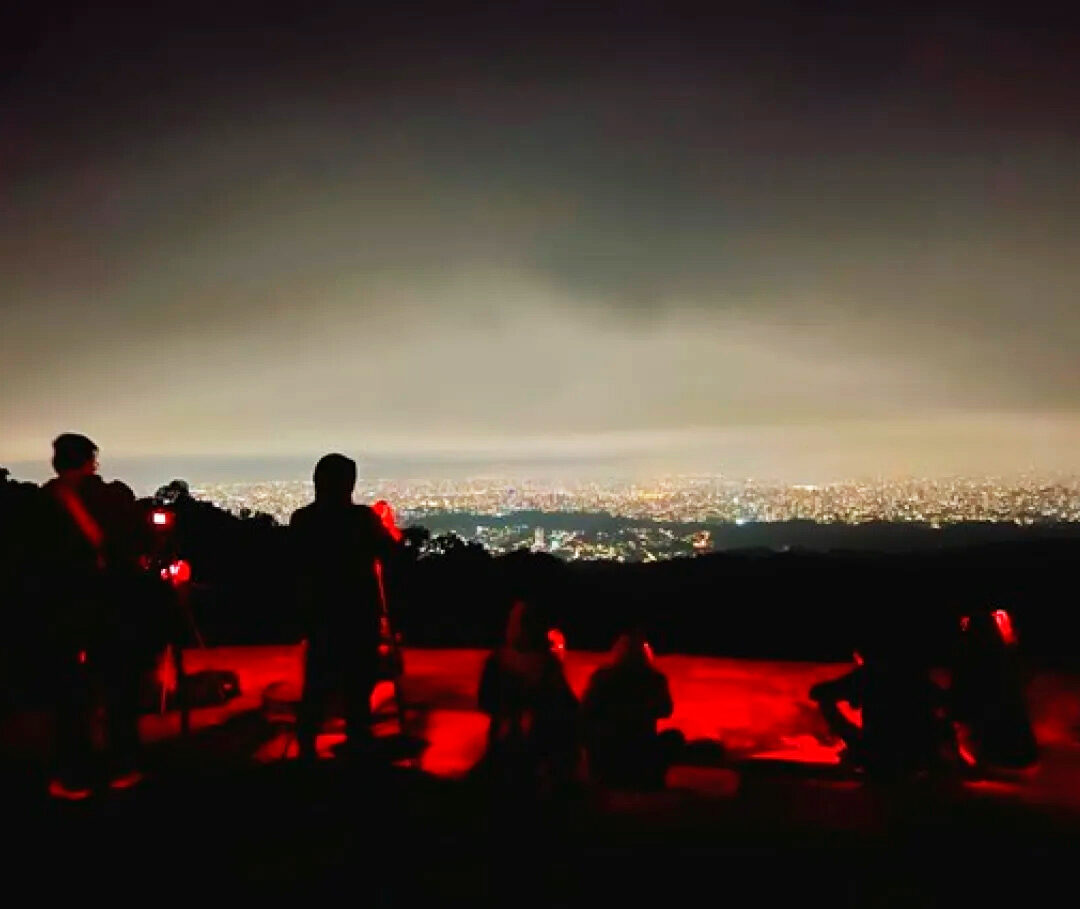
[114,482,148,567]
[367,507,403,564]
[288,511,314,635]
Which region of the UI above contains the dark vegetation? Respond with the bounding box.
[3,471,1080,688]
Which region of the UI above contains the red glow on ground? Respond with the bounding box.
[48,779,92,801]
[750,735,845,765]
[109,771,145,790]
[19,645,1071,814]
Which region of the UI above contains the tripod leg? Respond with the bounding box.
[175,642,190,736]
[393,672,408,737]
[177,585,206,649]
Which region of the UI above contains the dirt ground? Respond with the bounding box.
[4,646,1080,903]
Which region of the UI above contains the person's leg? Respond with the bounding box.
[342,649,377,754]
[297,643,333,760]
[51,653,96,796]
[102,653,145,785]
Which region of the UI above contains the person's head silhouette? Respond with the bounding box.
[612,628,655,667]
[505,599,550,653]
[51,433,99,477]
[312,453,356,504]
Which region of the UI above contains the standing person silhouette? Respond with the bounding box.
[37,433,150,799]
[289,454,400,763]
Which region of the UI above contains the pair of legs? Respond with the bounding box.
[52,648,143,791]
[296,637,378,760]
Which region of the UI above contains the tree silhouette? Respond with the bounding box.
[154,478,191,505]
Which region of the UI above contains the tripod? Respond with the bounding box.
[375,557,410,739]
[151,560,206,736]
[145,506,210,736]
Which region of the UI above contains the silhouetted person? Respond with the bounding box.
[950,608,1037,771]
[289,453,399,762]
[810,632,952,780]
[36,434,150,798]
[580,628,683,790]
[476,599,579,797]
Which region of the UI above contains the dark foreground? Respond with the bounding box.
[8,752,1080,905]
[5,647,1080,904]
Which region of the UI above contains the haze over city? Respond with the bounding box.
[4,4,1079,482]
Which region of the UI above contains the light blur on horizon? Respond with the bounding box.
[3,3,1079,482]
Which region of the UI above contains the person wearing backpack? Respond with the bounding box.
[36,433,151,799]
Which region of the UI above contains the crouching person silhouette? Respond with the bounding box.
[289,453,400,763]
[581,628,684,791]
[809,630,954,781]
[476,599,580,800]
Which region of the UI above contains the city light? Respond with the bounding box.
[188,474,1080,562]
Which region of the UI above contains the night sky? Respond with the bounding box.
[3,3,1079,482]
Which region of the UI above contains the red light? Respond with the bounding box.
[151,509,173,528]
[160,559,191,586]
[992,609,1017,646]
[548,628,566,659]
[373,500,403,542]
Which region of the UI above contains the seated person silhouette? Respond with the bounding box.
[810,630,952,780]
[476,599,579,796]
[950,607,1038,772]
[580,628,684,790]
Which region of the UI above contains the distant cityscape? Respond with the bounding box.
[187,475,1080,562]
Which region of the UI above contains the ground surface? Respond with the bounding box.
[4,646,1080,903]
